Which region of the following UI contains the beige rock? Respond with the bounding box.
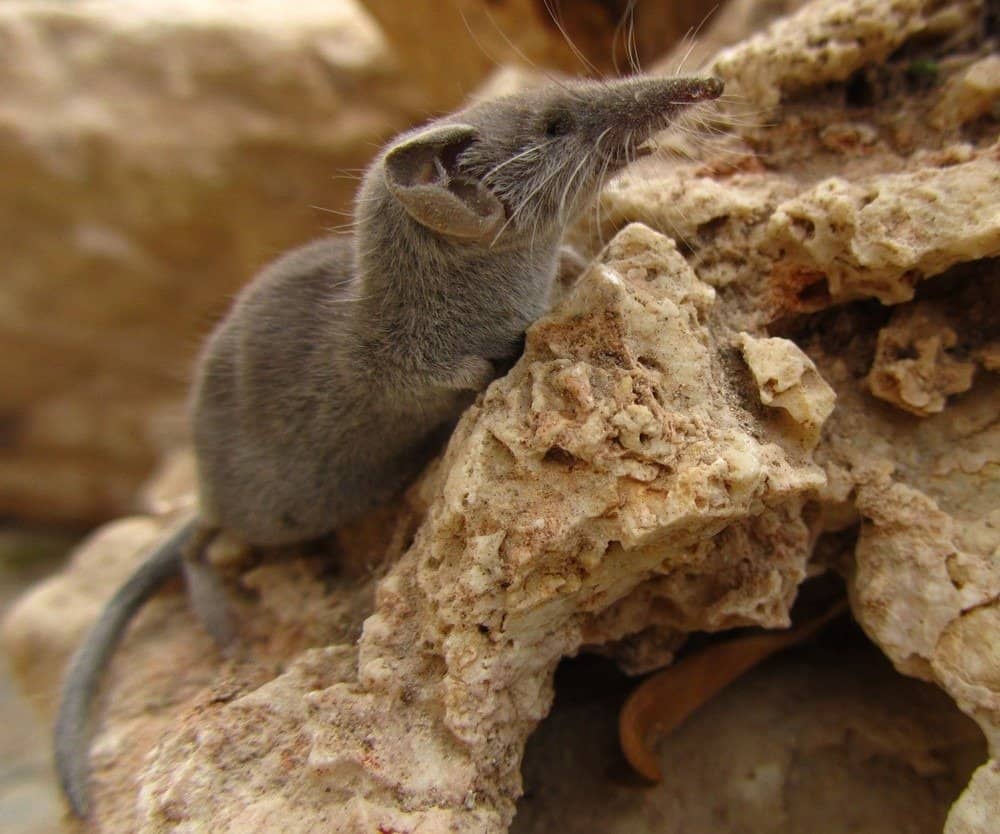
[945,760,1000,834]
[866,302,981,416]
[3,0,999,831]
[2,498,403,833]
[0,0,421,526]
[738,333,836,447]
[4,223,831,831]
[711,0,984,110]
[811,354,999,826]
[3,517,173,708]
[132,223,828,832]
[764,155,1000,304]
[653,0,814,77]
[931,54,1000,129]
[594,1,999,316]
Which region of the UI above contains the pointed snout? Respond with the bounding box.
[655,75,725,104]
[587,75,724,153]
[620,75,724,113]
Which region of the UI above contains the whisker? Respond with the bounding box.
[626,0,642,76]
[611,3,626,76]
[321,222,363,235]
[481,141,549,183]
[543,0,601,77]
[593,152,613,249]
[491,158,569,248]
[557,147,592,225]
[674,6,717,76]
[478,4,577,94]
[456,4,504,74]
[310,205,356,218]
[610,0,637,77]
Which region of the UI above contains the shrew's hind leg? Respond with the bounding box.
[181,527,239,649]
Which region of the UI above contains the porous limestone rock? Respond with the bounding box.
[589,0,999,825]
[3,0,999,831]
[737,333,836,447]
[865,284,996,416]
[711,0,985,109]
[764,155,1000,304]
[4,222,834,831]
[867,306,975,415]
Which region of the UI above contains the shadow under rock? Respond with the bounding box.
[513,624,985,834]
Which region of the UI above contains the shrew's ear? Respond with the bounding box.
[383,123,506,240]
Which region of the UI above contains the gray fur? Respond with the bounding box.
[54,74,723,817]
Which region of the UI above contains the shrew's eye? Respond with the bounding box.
[542,111,574,138]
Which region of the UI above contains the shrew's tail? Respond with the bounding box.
[54,515,198,817]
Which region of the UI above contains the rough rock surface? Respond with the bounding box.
[3,0,999,832]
